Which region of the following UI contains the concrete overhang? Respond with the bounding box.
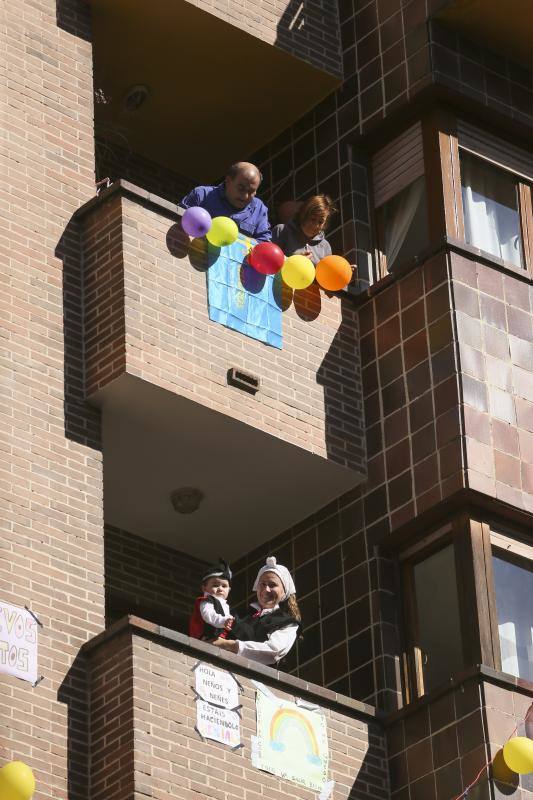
[91,0,341,181]
[433,0,533,68]
[99,375,362,560]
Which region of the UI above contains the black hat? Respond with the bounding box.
[202,558,232,583]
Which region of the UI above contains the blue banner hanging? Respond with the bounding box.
[207,235,283,349]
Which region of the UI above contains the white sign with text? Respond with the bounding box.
[0,602,38,684]
[195,663,239,708]
[196,700,241,748]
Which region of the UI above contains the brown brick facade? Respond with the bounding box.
[85,618,389,800]
[104,525,208,629]
[1,2,106,800]
[79,183,366,475]
[386,669,533,799]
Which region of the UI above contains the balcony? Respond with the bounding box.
[82,616,388,800]
[89,0,342,182]
[432,0,533,68]
[75,181,365,560]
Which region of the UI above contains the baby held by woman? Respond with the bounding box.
[189,556,301,665]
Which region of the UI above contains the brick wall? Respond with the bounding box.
[80,184,366,474]
[95,138,194,205]
[451,253,533,512]
[386,669,533,799]
[247,1,533,284]
[86,618,390,800]
[104,525,208,628]
[1,2,105,800]
[186,0,342,77]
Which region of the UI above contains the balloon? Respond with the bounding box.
[315,255,353,291]
[205,216,238,247]
[248,242,285,275]
[0,761,36,800]
[503,737,533,774]
[281,254,315,290]
[181,207,212,238]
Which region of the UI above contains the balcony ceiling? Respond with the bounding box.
[91,0,340,182]
[100,376,362,561]
[434,0,533,67]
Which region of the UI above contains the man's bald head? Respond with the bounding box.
[225,162,262,209]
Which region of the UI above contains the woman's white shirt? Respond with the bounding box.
[236,605,298,665]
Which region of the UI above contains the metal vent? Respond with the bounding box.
[227,368,260,394]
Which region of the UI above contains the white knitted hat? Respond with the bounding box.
[253,556,296,601]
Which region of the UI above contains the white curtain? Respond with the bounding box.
[385,178,424,268]
[461,154,523,268]
[499,621,519,676]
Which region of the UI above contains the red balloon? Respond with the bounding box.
[248,242,285,275]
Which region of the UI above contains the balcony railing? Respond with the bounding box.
[83,616,389,800]
[74,181,366,562]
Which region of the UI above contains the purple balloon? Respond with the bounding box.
[181,206,212,238]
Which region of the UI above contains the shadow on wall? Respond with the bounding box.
[57,654,91,800]
[349,747,389,799]
[316,293,366,473]
[274,0,341,77]
[56,0,91,42]
[56,219,102,452]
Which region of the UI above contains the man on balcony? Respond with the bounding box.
[180,162,272,242]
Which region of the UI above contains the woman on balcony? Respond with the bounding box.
[212,556,301,666]
[272,194,336,266]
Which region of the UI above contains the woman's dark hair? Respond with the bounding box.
[294,194,337,229]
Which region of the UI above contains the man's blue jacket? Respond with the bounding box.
[180,183,271,242]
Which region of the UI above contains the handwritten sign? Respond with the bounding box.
[0,602,38,684]
[195,663,239,709]
[252,693,329,791]
[196,700,241,748]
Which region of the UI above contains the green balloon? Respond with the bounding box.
[205,216,238,248]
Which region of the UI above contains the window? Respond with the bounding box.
[491,533,533,683]
[409,543,464,695]
[372,122,429,279]
[376,176,429,274]
[401,518,533,706]
[444,120,533,273]
[460,150,524,268]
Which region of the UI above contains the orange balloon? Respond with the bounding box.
[315,255,352,291]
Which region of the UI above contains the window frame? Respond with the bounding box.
[490,528,533,681]
[445,126,533,277]
[370,118,435,281]
[400,515,533,703]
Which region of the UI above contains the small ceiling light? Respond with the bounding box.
[123,84,150,113]
[170,487,204,514]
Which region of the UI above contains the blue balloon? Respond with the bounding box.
[181,206,212,238]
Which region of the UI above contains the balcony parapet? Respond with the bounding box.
[74,180,366,558]
[83,615,389,800]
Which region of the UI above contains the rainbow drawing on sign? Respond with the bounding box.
[269,708,321,765]
[252,694,329,791]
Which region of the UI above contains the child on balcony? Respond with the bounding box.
[189,559,234,641]
[212,556,301,666]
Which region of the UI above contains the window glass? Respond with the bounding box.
[460,150,524,268]
[492,550,533,682]
[377,176,429,273]
[412,544,464,694]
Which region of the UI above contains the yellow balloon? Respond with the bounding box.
[0,761,36,800]
[281,254,315,290]
[503,737,533,775]
[205,216,238,247]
